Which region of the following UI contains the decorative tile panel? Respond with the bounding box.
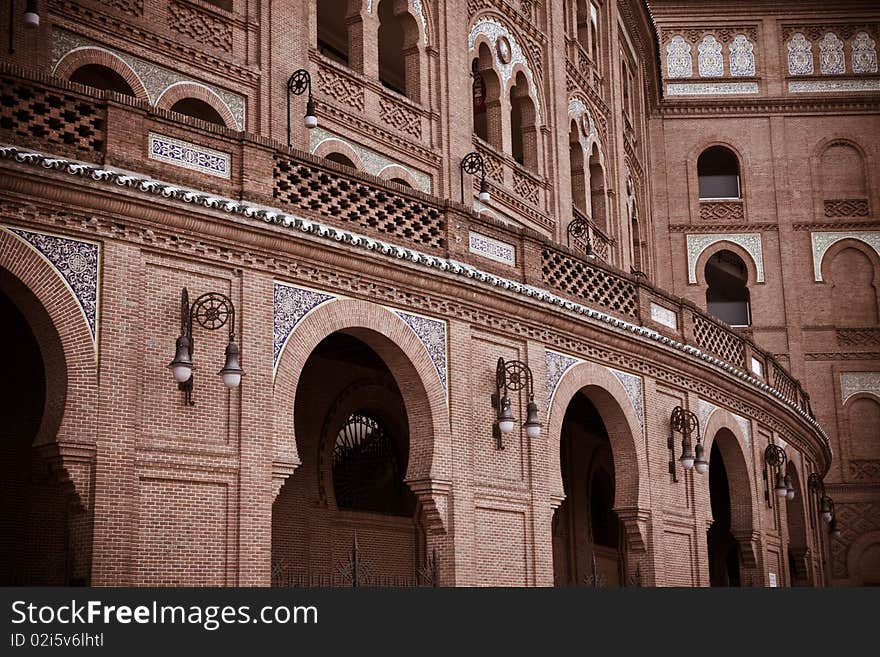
[666,36,693,78]
[3,225,100,344]
[147,133,230,179]
[666,82,758,95]
[469,232,516,266]
[751,357,763,377]
[733,413,751,446]
[650,303,677,330]
[273,282,335,375]
[852,32,878,74]
[789,79,880,93]
[698,35,724,77]
[819,33,846,74]
[545,350,580,407]
[392,309,448,395]
[696,398,719,437]
[686,233,764,283]
[787,33,814,75]
[840,371,880,403]
[609,368,644,431]
[309,127,430,193]
[468,18,542,122]
[52,30,245,130]
[729,35,756,77]
[811,231,880,281]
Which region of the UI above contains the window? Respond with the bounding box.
[705,250,751,326]
[569,121,587,214]
[590,2,600,64]
[169,98,225,126]
[698,146,741,199]
[472,45,502,149]
[325,152,356,169]
[377,0,421,101]
[69,64,135,97]
[510,72,538,172]
[588,143,607,231]
[317,0,350,66]
[829,247,878,326]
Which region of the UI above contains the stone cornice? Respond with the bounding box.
[0,144,832,468]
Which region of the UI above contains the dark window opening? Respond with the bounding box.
[169,98,225,126]
[69,64,135,97]
[325,152,356,169]
[706,250,751,326]
[317,0,350,66]
[698,146,740,199]
[377,0,407,96]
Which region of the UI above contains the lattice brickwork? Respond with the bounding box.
[824,198,869,217]
[273,159,446,251]
[770,360,799,405]
[692,314,745,366]
[699,200,745,222]
[541,248,637,318]
[0,76,105,157]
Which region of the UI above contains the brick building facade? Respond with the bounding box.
[0,0,875,586]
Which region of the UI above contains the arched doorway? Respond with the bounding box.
[272,332,423,586]
[0,276,74,585]
[552,391,624,586]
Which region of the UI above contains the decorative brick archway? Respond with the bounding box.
[54,47,150,102]
[155,82,238,130]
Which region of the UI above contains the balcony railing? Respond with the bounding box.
[0,63,818,424]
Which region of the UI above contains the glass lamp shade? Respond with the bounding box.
[218,340,243,389]
[168,335,193,383]
[524,400,541,439]
[584,242,597,259]
[694,444,708,475]
[821,511,833,523]
[820,497,833,523]
[829,518,841,539]
[23,1,40,27]
[304,98,317,129]
[497,395,515,435]
[785,475,795,501]
[478,178,490,203]
[786,488,795,501]
[775,472,788,498]
[679,442,695,470]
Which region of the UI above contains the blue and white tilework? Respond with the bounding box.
[819,33,845,74]
[666,36,693,78]
[545,350,580,408]
[789,79,880,93]
[148,133,230,179]
[787,33,814,75]
[469,232,516,266]
[729,35,756,77]
[609,368,644,432]
[4,225,100,344]
[273,282,335,375]
[851,32,878,74]
[392,310,448,395]
[698,35,724,77]
[666,82,758,95]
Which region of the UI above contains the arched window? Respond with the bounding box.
[821,142,867,202]
[849,397,880,459]
[317,0,350,66]
[705,250,751,326]
[325,152,356,169]
[631,212,642,272]
[472,45,502,149]
[169,98,225,126]
[590,2,600,65]
[575,0,590,51]
[510,72,537,172]
[388,177,411,187]
[588,143,607,231]
[68,64,135,97]
[377,0,421,101]
[332,412,412,515]
[569,121,587,214]
[698,146,741,199]
[829,247,878,325]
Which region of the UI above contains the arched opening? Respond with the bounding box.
[569,121,587,215]
[472,45,502,149]
[588,143,607,232]
[377,0,421,102]
[829,247,878,326]
[707,437,742,587]
[785,464,810,586]
[169,98,226,126]
[698,146,741,199]
[575,0,590,51]
[388,178,411,187]
[509,72,538,172]
[705,249,751,327]
[552,391,624,586]
[589,2,600,65]
[820,142,867,201]
[848,396,880,459]
[317,0,350,66]
[272,332,422,587]
[68,64,135,97]
[0,279,74,585]
[630,210,642,272]
[325,152,356,169]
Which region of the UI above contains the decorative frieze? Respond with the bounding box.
[316,63,365,111]
[469,232,516,266]
[849,460,880,481]
[789,79,880,93]
[824,198,869,218]
[273,282,335,376]
[168,1,233,53]
[686,233,765,283]
[2,225,100,345]
[378,98,422,140]
[650,303,677,330]
[666,82,758,96]
[811,231,880,281]
[147,133,230,179]
[392,309,448,395]
[699,200,745,222]
[839,371,880,403]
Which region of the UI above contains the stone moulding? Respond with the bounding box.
[0,144,831,457]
